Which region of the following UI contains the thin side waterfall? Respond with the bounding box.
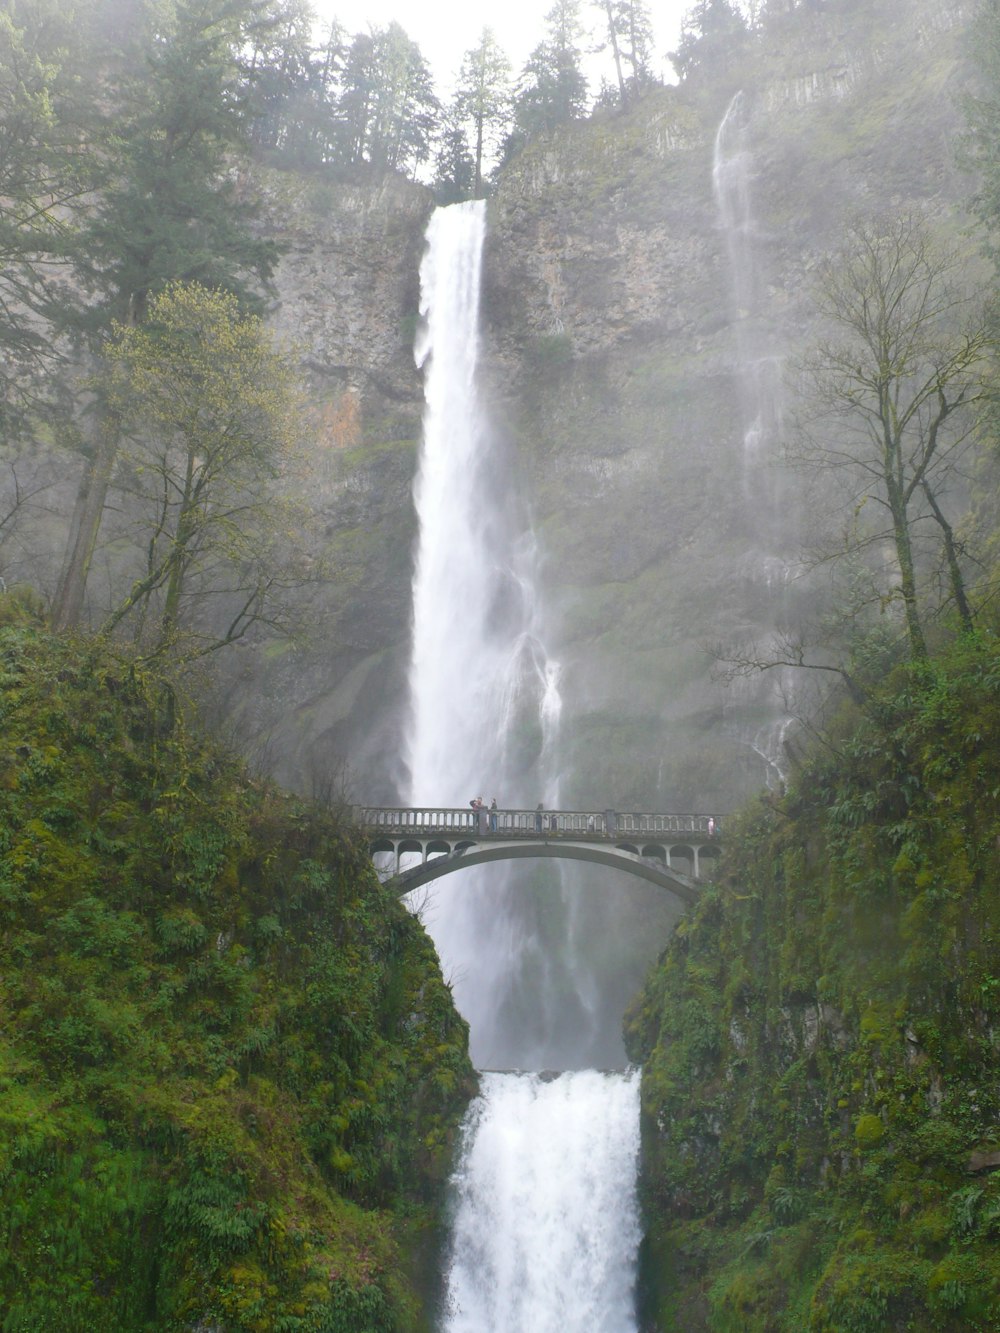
[713,90,784,498]
[405,202,641,1331]
[714,93,797,787]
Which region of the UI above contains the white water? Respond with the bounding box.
[405,200,574,1067]
[713,90,784,499]
[407,202,553,805]
[405,202,642,1331]
[714,93,798,784]
[442,1071,642,1333]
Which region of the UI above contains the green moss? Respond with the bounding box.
[628,633,1000,1330]
[0,623,474,1329]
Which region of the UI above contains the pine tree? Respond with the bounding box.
[670,0,747,80]
[454,28,512,197]
[0,0,89,436]
[594,0,655,109]
[515,0,589,137]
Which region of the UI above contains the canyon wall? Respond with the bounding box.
[250,0,975,814]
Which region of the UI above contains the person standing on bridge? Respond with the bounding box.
[489,798,498,832]
[535,803,544,833]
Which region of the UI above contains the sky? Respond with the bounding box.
[314,0,694,100]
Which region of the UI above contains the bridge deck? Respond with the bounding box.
[356,805,721,841]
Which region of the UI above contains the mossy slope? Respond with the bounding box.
[626,634,1000,1331]
[0,605,474,1331]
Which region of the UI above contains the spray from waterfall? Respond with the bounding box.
[713,91,784,501]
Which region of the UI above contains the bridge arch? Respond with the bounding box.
[358,805,722,910]
[393,838,702,908]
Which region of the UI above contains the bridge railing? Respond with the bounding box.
[354,806,721,838]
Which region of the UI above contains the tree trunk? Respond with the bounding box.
[50,417,118,630]
[922,479,974,633]
[473,112,484,198]
[603,0,628,109]
[889,488,928,660]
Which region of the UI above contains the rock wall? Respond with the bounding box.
[251,0,975,815]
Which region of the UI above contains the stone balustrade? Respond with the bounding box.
[355,805,721,839]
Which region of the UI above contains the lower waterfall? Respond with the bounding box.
[441,1071,642,1333]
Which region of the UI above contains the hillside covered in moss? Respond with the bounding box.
[0,600,474,1331]
[625,632,1000,1331]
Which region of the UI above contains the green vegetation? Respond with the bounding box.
[0,595,474,1330]
[625,630,1000,1330]
[101,282,309,660]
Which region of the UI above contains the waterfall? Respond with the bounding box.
[441,1071,642,1333]
[405,202,642,1331]
[405,201,572,1067]
[713,90,784,498]
[714,93,799,785]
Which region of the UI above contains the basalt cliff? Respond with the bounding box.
[226,0,971,817]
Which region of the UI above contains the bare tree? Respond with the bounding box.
[791,212,993,660]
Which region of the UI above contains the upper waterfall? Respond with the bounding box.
[406,200,560,809]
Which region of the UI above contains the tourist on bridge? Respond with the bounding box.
[535,803,544,833]
[489,798,498,832]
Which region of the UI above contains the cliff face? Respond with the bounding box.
[480,0,973,811]
[221,171,433,798]
[256,0,975,814]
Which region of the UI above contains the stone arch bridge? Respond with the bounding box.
[355,806,722,907]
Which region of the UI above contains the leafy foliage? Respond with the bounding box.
[625,631,1000,1330]
[100,282,309,661]
[0,606,474,1330]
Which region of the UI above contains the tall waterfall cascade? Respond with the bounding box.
[404,202,642,1331]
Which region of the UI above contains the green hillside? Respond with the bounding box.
[0,597,474,1331]
[626,631,1000,1331]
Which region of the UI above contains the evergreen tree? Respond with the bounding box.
[514,0,589,137]
[963,0,1000,272]
[594,0,655,109]
[671,0,747,80]
[238,0,326,159]
[454,28,512,197]
[75,0,278,328]
[336,24,438,175]
[50,0,282,632]
[0,0,89,435]
[433,113,476,204]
